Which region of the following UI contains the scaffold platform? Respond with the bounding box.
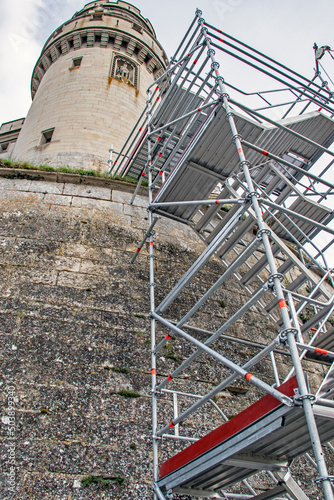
[158,376,334,498]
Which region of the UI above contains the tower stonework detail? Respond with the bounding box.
[12,1,167,171]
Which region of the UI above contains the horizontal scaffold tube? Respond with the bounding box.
[149,198,245,208]
[210,41,334,116]
[208,34,334,110]
[156,336,281,437]
[229,98,334,158]
[154,238,262,359]
[155,204,248,314]
[156,282,267,392]
[148,100,218,138]
[151,312,293,407]
[241,140,334,191]
[204,22,333,100]
[259,198,334,236]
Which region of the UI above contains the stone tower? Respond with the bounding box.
[12,1,168,171]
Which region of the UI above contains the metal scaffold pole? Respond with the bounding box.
[146,88,160,500]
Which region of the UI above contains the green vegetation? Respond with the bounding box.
[299,306,315,324]
[165,344,178,361]
[130,443,137,451]
[134,314,146,319]
[113,390,141,398]
[0,159,147,184]
[111,367,131,374]
[82,475,125,488]
[219,300,226,309]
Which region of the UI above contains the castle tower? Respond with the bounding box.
[12,1,168,171]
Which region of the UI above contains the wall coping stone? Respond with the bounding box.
[0,167,147,197]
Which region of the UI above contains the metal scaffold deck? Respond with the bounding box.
[112,9,334,500]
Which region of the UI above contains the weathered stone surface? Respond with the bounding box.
[0,175,332,500]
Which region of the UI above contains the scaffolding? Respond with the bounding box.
[113,9,334,500]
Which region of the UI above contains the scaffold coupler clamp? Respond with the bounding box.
[245,190,260,201]
[268,273,284,285]
[257,228,272,239]
[239,159,251,171]
[293,389,316,406]
[279,327,298,345]
[315,475,334,484]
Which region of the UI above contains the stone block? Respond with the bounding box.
[123,204,148,218]
[112,190,148,207]
[29,181,64,195]
[71,197,122,212]
[0,177,31,192]
[54,256,81,273]
[63,183,111,200]
[57,271,110,289]
[44,193,72,206]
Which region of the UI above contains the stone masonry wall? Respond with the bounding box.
[0,171,331,499]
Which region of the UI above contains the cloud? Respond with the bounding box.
[0,0,84,124]
[0,1,42,123]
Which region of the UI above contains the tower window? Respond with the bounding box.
[132,23,143,34]
[0,142,9,153]
[40,128,55,145]
[72,57,83,68]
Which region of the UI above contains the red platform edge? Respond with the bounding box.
[159,376,298,479]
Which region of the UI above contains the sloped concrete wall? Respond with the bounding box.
[0,172,329,499]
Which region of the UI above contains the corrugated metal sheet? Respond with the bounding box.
[158,405,334,493]
[153,109,334,222]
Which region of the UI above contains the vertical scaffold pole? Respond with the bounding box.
[147,89,161,500]
[196,10,334,499]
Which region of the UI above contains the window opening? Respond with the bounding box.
[40,128,55,145]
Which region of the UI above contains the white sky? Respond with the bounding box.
[0,0,333,265]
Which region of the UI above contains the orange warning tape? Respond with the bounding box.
[167,375,173,382]
[151,369,157,375]
[315,348,328,355]
[278,299,287,309]
[245,373,253,381]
